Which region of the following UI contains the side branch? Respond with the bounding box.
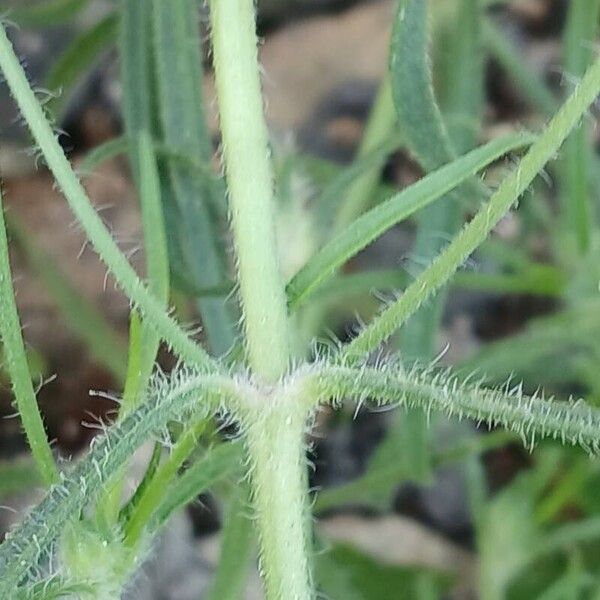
[0,25,216,371]
[340,54,600,360]
[0,370,245,593]
[305,364,600,453]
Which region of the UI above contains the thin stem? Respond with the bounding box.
[209,0,291,382]
[0,370,242,593]
[306,364,600,453]
[341,54,600,361]
[0,191,58,486]
[0,24,216,372]
[243,403,313,600]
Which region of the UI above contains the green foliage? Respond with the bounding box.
[316,543,449,599]
[8,0,90,28]
[287,132,534,311]
[46,14,118,117]
[0,0,600,598]
[0,189,57,485]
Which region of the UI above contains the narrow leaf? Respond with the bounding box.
[153,0,236,356]
[0,191,57,486]
[46,13,118,117]
[287,133,534,311]
[341,54,600,360]
[205,483,255,600]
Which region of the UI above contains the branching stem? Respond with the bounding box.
[208,3,312,598]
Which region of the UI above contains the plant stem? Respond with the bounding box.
[342,53,600,360]
[209,0,291,382]
[209,4,312,598]
[0,24,215,372]
[0,192,58,486]
[244,403,313,600]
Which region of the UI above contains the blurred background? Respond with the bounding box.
[1,1,600,598]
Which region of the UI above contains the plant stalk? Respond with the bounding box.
[209,3,312,599]
[209,0,291,382]
[244,404,313,600]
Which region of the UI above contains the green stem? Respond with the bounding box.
[244,403,313,600]
[209,3,312,598]
[341,54,600,360]
[0,24,215,372]
[0,371,241,593]
[0,192,58,486]
[209,0,291,382]
[306,364,600,453]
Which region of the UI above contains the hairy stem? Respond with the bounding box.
[244,403,313,600]
[209,3,312,598]
[209,0,291,382]
[306,364,600,453]
[0,24,215,372]
[341,53,600,360]
[0,370,241,593]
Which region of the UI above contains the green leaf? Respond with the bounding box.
[0,370,242,592]
[120,0,153,159]
[390,0,485,481]
[124,418,208,546]
[459,301,600,385]
[9,0,90,28]
[438,0,484,154]
[340,53,600,361]
[478,472,539,599]
[287,133,534,311]
[120,131,169,415]
[557,0,600,254]
[314,455,406,514]
[316,543,449,600]
[153,0,236,356]
[317,132,403,234]
[0,190,58,486]
[206,483,255,600]
[46,13,119,117]
[334,76,399,228]
[391,0,456,170]
[0,21,216,370]
[153,442,241,528]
